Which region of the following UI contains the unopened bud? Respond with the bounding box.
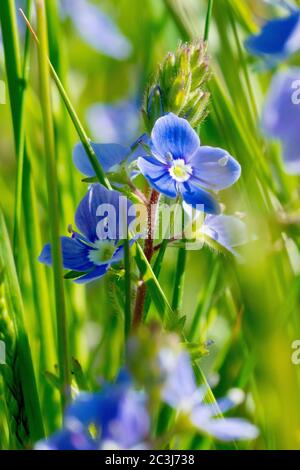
[144,40,210,130]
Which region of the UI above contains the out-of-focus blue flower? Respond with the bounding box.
[137,113,241,214]
[86,100,140,146]
[201,214,249,257]
[183,202,249,257]
[36,371,150,450]
[61,0,132,60]
[245,10,300,61]
[35,429,97,450]
[261,68,300,174]
[39,184,135,284]
[73,133,150,181]
[73,142,130,178]
[158,349,259,441]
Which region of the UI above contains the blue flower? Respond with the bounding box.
[86,100,140,146]
[183,202,250,257]
[200,214,249,258]
[73,134,150,181]
[39,184,135,284]
[35,429,97,450]
[245,10,300,61]
[73,142,131,178]
[35,371,150,450]
[61,0,132,60]
[261,68,300,174]
[137,113,241,214]
[158,349,259,441]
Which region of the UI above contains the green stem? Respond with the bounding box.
[22,149,58,432]
[227,6,258,122]
[0,0,30,268]
[143,239,168,319]
[171,247,187,312]
[36,0,70,408]
[20,8,111,190]
[132,190,159,330]
[124,239,132,337]
[0,0,22,149]
[204,0,214,42]
[0,209,45,443]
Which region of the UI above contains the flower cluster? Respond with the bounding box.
[35,330,258,450]
[40,111,245,281]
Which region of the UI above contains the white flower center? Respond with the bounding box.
[88,240,115,265]
[169,158,193,183]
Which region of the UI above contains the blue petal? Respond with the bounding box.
[245,12,300,59]
[107,390,150,448]
[201,215,248,255]
[35,429,97,450]
[192,415,259,442]
[62,0,132,60]
[73,142,130,177]
[86,101,140,146]
[261,69,300,174]
[110,239,138,265]
[159,351,201,408]
[137,156,177,198]
[188,147,241,191]
[65,387,149,448]
[75,184,133,243]
[151,113,200,161]
[181,181,221,214]
[201,389,245,418]
[38,236,93,271]
[283,135,300,174]
[261,69,300,141]
[74,264,109,284]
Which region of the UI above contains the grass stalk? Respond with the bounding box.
[124,239,132,337]
[20,8,111,190]
[35,0,70,408]
[171,247,187,313]
[0,208,45,445]
[204,0,214,42]
[0,0,31,268]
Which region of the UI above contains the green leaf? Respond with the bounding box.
[0,208,45,443]
[134,243,176,326]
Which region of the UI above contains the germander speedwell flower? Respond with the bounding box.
[137,113,241,214]
[39,184,135,283]
[245,8,300,62]
[261,68,300,174]
[35,371,150,450]
[158,349,259,442]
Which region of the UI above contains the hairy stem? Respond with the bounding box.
[132,190,159,329]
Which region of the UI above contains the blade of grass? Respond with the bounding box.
[36,0,70,408]
[171,247,186,312]
[124,238,132,337]
[0,0,31,268]
[143,239,168,319]
[19,8,111,190]
[22,150,59,431]
[0,208,45,444]
[204,0,214,42]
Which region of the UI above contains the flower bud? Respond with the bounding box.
[143,40,211,130]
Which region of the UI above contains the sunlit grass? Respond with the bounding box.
[0,0,300,450]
